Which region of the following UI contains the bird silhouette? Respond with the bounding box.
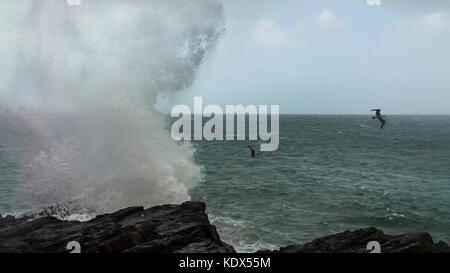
[247,145,263,157]
[371,109,386,129]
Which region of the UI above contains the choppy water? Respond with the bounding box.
[190,115,450,252]
[1,115,449,252]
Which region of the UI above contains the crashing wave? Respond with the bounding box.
[0,0,224,215]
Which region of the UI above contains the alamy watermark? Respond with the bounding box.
[66,0,82,6]
[366,0,381,6]
[66,241,81,253]
[367,241,381,253]
[171,97,279,152]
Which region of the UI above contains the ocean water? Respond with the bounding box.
[1,115,449,252]
[189,115,450,252]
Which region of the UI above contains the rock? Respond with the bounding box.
[258,227,450,253]
[0,214,20,228]
[1,203,449,253]
[0,201,235,253]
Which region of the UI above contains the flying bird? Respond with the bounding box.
[371,109,386,129]
[247,145,263,157]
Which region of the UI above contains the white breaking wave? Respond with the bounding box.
[0,0,224,214]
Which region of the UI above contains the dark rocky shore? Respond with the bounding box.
[0,201,448,253]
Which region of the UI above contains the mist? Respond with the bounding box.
[0,0,224,214]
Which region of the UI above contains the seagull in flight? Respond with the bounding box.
[371,109,386,129]
[247,145,263,158]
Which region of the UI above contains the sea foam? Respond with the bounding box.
[0,0,224,215]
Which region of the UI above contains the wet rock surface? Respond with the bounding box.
[257,227,450,253]
[0,201,235,253]
[1,203,448,253]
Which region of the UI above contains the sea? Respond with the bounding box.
[1,115,449,252]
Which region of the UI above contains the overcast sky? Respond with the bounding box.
[161,0,450,114]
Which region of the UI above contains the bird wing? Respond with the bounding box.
[247,145,255,156]
[372,109,381,114]
[378,117,386,128]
